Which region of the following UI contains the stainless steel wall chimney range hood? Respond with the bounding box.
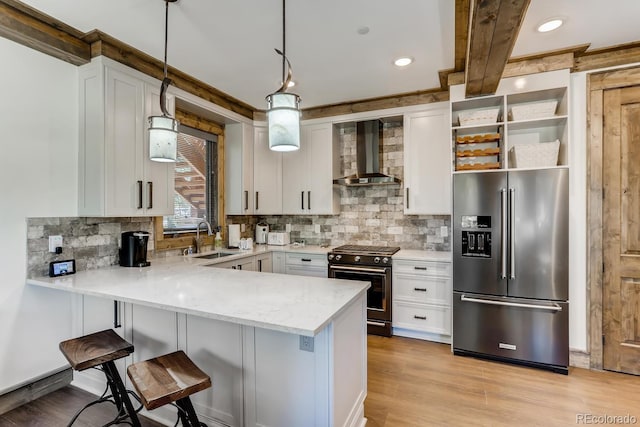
[333,120,401,186]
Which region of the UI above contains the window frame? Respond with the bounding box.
[154,108,226,252]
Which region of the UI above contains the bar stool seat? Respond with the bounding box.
[127,350,211,426]
[59,329,141,427]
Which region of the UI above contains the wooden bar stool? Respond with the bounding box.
[127,350,211,427]
[59,329,141,427]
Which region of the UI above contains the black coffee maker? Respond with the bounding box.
[119,231,150,267]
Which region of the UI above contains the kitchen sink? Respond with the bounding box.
[193,252,235,259]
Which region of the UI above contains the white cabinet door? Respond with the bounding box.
[212,256,256,271]
[253,126,282,214]
[78,57,174,216]
[272,252,286,274]
[185,316,244,426]
[403,105,451,214]
[282,135,309,214]
[282,123,338,215]
[103,66,145,216]
[143,83,175,216]
[256,253,273,273]
[225,122,254,215]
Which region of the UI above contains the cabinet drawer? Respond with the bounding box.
[393,302,451,335]
[285,253,327,267]
[393,260,451,277]
[393,273,450,305]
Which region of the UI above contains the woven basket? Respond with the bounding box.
[510,100,557,121]
[509,140,560,168]
[458,108,500,126]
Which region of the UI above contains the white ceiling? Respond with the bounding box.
[19,0,640,110]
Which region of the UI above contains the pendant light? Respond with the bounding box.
[148,0,179,162]
[266,0,301,152]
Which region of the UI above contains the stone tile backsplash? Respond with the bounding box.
[26,217,153,278]
[228,121,451,251]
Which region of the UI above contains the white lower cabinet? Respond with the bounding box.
[272,252,286,274]
[255,252,272,273]
[212,256,256,271]
[284,252,328,277]
[185,315,244,427]
[392,259,452,343]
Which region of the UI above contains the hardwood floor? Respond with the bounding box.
[2,335,640,426]
[366,336,640,426]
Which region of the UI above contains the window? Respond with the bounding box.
[163,125,218,235]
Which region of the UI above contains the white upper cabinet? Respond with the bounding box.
[78,57,174,217]
[403,104,451,214]
[282,123,339,215]
[253,125,283,215]
[225,122,254,215]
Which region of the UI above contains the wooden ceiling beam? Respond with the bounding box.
[465,0,531,98]
[0,0,90,65]
[454,0,471,72]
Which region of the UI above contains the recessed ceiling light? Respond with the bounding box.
[537,18,564,33]
[357,26,370,35]
[394,57,413,67]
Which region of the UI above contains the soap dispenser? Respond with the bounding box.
[214,227,223,249]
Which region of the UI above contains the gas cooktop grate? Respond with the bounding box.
[331,245,401,256]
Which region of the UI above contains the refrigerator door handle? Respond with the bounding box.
[460,295,563,311]
[501,188,508,279]
[509,187,516,280]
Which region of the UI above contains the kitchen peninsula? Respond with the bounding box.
[27,255,369,427]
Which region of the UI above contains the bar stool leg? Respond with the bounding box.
[175,397,205,427]
[102,361,142,427]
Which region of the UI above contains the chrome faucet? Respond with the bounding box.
[195,219,213,253]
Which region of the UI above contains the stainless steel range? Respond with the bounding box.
[328,245,400,336]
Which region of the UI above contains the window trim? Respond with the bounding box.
[155,107,226,252]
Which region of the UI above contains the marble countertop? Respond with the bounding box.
[27,255,368,337]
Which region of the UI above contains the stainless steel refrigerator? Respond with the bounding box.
[452,169,569,374]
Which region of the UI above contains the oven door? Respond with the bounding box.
[328,264,391,322]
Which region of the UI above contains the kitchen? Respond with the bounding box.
[1,0,640,426]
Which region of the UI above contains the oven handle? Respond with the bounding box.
[329,265,389,275]
[367,320,387,327]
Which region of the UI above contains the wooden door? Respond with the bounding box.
[602,85,640,374]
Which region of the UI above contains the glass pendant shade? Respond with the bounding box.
[148,115,179,162]
[266,92,301,152]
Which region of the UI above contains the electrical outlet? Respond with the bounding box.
[49,235,63,253]
[299,335,314,352]
[314,224,321,233]
[240,224,246,232]
[440,226,448,238]
[286,223,291,232]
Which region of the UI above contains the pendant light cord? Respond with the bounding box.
[281,0,286,85]
[164,0,169,79]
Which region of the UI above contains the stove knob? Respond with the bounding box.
[335,255,342,261]
[328,254,334,260]
[355,256,361,262]
[374,257,381,264]
[382,257,389,264]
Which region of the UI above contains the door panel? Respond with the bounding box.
[508,169,569,300]
[603,86,640,374]
[453,172,507,295]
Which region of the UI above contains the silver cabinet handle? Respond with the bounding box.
[509,188,515,280]
[367,320,386,327]
[414,287,427,292]
[137,181,143,209]
[147,181,153,209]
[244,190,249,211]
[413,315,427,320]
[301,191,304,210]
[460,295,562,311]
[329,265,388,274]
[308,191,311,210]
[406,187,410,209]
[501,188,507,280]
